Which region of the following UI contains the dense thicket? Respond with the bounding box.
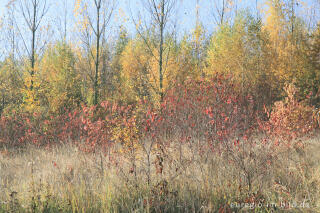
[0,0,319,147]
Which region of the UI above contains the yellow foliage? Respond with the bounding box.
[38,42,82,114]
[20,62,42,113]
[120,38,181,105]
[262,0,309,88]
[205,19,260,91]
[111,118,140,152]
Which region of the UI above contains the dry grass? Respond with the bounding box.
[0,136,320,212]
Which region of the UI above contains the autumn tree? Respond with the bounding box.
[133,0,177,102]
[211,0,235,26]
[193,0,206,77]
[0,59,24,115]
[0,1,24,114]
[18,0,49,91]
[206,12,274,106]
[120,32,199,105]
[12,0,51,113]
[108,27,129,102]
[75,0,115,105]
[262,0,313,101]
[55,0,69,41]
[39,42,82,114]
[305,23,320,106]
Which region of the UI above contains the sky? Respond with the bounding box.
[0,0,257,39]
[0,0,319,43]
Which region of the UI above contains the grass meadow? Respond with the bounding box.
[1,134,320,212]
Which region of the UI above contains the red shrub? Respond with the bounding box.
[259,83,317,144]
[0,75,261,153]
[140,75,257,152]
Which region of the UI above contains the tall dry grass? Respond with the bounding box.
[1,134,320,212]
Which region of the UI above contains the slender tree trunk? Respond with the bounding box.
[221,0,225,26]
[159,1,165,101]
[196,0,203,78]
[94,2,101,105]
[30,2,36,91]
[63,0,67,41]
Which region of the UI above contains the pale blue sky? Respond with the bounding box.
[0,0,262,36]
[0,0,319,41]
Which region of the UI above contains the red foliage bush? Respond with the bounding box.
[259,83,317,144]
[140,75,257,152]
[0,75,261,152]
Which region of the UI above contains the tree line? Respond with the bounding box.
[0,0,319,116]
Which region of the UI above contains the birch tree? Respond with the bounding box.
[75,0,115,105]
[211,0,235,26]
[133,0,177,102]
[18,0,49,91]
